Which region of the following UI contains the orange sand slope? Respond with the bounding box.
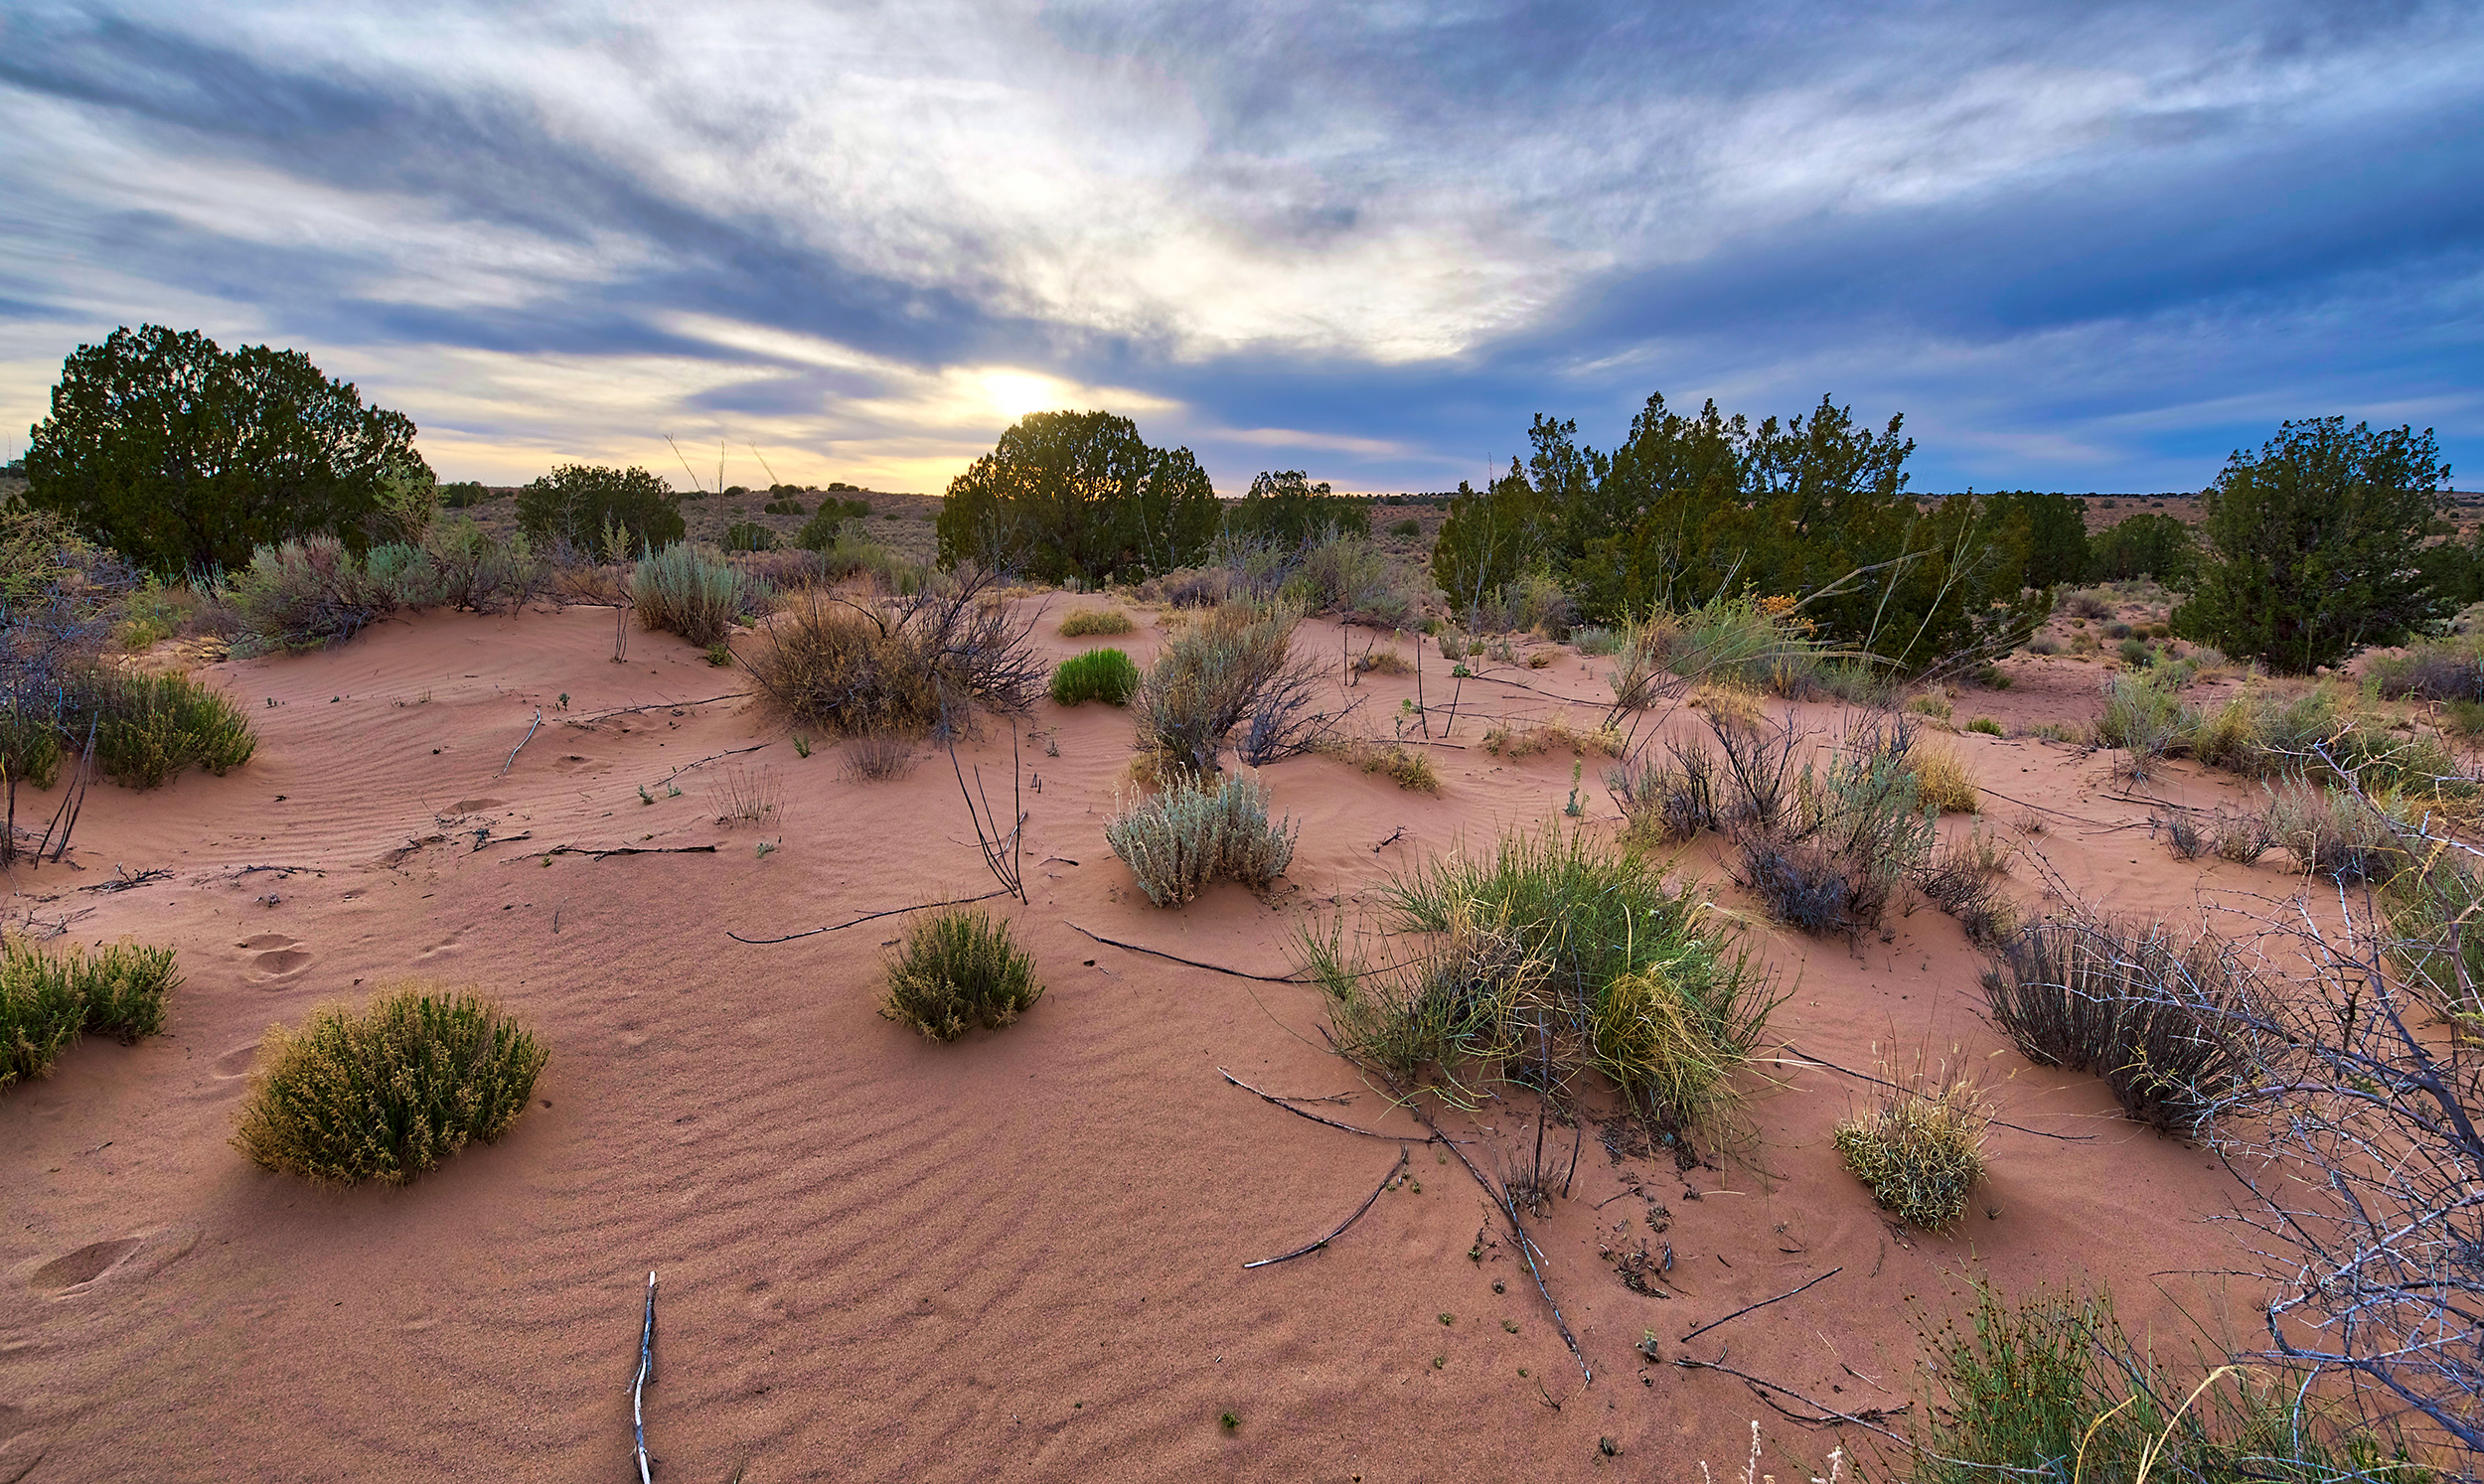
[6,604,2261,1481]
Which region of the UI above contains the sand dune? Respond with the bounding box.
[3,603,2261,1480]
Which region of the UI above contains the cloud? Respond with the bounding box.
[0,0,2476,491]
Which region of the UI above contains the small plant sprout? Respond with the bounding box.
[665,784,681,798]
[1218,1411,1239,1432]
[1502,1320,1519,1334]
[557,692,569,709]
[1438,1312,1454,1325]
[793,734,812,758]
[1564,760,1585,816]
[637,785,654,806]
[1432,1356,1446,1370]
[754,838,777,859]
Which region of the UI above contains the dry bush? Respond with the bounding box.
[742,569,1043,739]
[1981,918,2262,1136]
[1351,646,1409,676]
[1690,681,1764,732]
[880,910,1042,1042]
[1913,828,2017,946]
[2266,780,2406,882]
[1130,601,1333,773]
[1059,607,1134,637]
[1105,771,1299,906]
[1833,1056,1992,1231]
[232,984,546,1184]
[842,728,917,782]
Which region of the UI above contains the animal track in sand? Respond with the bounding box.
[27,1238,141,1293]
[550,755,600,773]
[240,935,313,979]
[213,1041,263,1078]
[451,798,506,814]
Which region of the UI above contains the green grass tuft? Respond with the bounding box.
[0,938,179,1092]
[69,669,256,788]
[881,910,1043,1042]
[1059,607,1135,637]
[1049,647,1142,706]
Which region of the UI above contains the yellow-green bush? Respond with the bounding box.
[881,910,1043,1042]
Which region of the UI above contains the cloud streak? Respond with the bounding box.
[0,0,2476,493]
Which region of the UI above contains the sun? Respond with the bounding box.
[980,371,1066,423]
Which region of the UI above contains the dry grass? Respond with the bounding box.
[709,763,782,823]
[1911,742,1981,815]
[1480,717,1624,759]
[842,729,916,781]
[1690,681,1766,732]
[1323,738,1441,793]
[742,574,1042,739]
[1352,647,1410,676]
[1059,607,1134,637]
[1833,1054,1992,1231]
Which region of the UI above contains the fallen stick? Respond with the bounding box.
[1243,1149,1407,1268]
[1219,1068,1444,1142]
[497,708,543,779]
[79,866,172,894]
[561,690,750,726]
[1067,923,1303,983]
[1674,1354,1926,1442]
[548,843,720,860]
[633,1270,657,1484]
[725,888,1014,945]
[657,743,768,786]
[1678,1266,1842,1345]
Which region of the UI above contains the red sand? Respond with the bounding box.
[4,605,2269,1480]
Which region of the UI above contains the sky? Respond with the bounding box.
[1,1,2478,497]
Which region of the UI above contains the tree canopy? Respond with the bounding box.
[1224,470,1370,545]
[515,464,685,554]
[936,410,1216,584]
[2174,417,2450,671]
[22,324,425,574]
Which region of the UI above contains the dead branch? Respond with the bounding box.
[633,1269,657,1484]
[1069,923,1303,983]
[547,843,720,860]
[656,743,768,786]
[1678,1267,1842,1344]
[1774,1045,2098,1142]
[497,708,543,778]
[561,691,750,727]
[724,888,1014,945]
[1218,1068,1446,1141]
[1243,1149,1408,1268]
[78,866,171,893]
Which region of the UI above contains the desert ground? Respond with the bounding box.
[0,580,2351,1483]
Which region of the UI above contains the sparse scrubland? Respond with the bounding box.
[19,330,2484,1475]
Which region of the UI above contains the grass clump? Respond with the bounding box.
[632,542,770,648]
[0,937,179,1092]
[1059,607,1134,637]
[880,910,1042,1042]
[1307,824,1774,1131]
[1324,738,1440,793]
[1106,770,1299,906]
[1833,1059,1991,1231]
[1911,742,1980,814]
[70,669,256,788]
[1480,718,1623,759]
[1981,919,2261,1136]
[232,984,547,1185]
[2264,780,2405,882]
[1049,648,1141,706]
[1966,715,2003,736]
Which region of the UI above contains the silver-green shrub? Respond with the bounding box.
[1106,771,1298,906]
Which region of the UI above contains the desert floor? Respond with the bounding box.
[3,600,2300,1481]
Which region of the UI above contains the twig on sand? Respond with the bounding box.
[1243,1148,1408,1268]
[1068,923,1302,983]
[657,743,768,786]
[725,888,1014,945]
[562,691,750,727]
[1679,1267,1842,1345]
[498,708,543,778]
[79,865,172,893]
[633,1270,657,1484]
[1218,1068,1448,1142]
[548,843,720,860]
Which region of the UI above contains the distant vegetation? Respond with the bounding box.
[517,463,686,554]
[937,410,1217,584]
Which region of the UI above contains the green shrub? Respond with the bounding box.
[70,669,256,788]
[1966,715,2003,736]
[2086,512,2197,585]
[1833,1068,1990,1230]
[232,985,547,1185]
[1106,771,1298,906]
[632,542,770,648]
[1571,625,1622,657]
[2265,780,2406,882]
[1059,607,1134,637]
[720,520,778,553]
[937,410,1217,584]
[1389,518,1420,539]
[1280,529,1410,623]
[0,937,179,1092]
[2095,670,2185,778]
[517,463,685,551]
[1224,471,1372,545]
[230,535,395,652]
[1307,824,1770,1129]
[439,480,488,509]
[1049,648,1140,706]
[880,910,1043,1042]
